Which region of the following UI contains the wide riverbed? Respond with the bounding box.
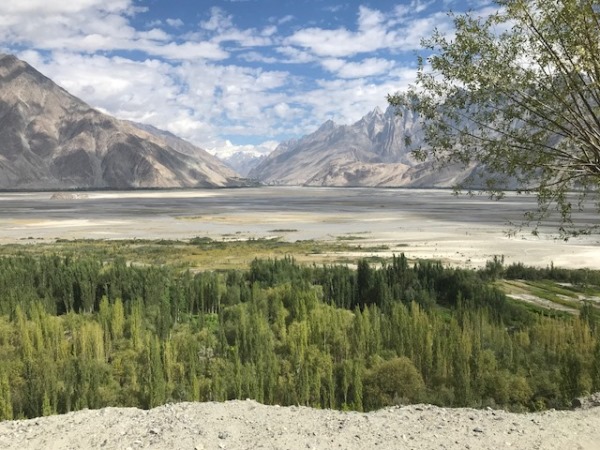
[0,187,598,268]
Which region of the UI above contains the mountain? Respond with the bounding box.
[219,151,267,177]
[248,106,478,187]
[0,54,243,190]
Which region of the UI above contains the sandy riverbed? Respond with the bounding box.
[0,187,598,268]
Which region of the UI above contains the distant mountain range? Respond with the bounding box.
[0,54,244,190]
[248,106,478,187]
[219,151,267,177]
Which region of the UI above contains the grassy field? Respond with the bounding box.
[0,237,393,270]
[497,279,600,315]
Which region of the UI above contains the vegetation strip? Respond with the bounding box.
[0,240,599,420]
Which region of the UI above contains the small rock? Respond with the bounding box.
[218,431,229,439]
[473,427,484,433]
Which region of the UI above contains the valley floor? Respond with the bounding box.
[1,187,599,269]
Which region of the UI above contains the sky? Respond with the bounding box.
[0,0,496,157]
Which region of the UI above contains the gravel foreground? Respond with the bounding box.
[1,400,599,450]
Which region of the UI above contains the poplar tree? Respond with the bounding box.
[0,371,13,420]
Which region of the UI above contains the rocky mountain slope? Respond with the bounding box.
[0,54,242,190]
[249,106,478,187]
[0,400,598,450]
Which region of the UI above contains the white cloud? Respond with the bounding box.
[144,41,229,61]
[391,12,453,49]
[275,46,316,64]
[0,0,227,61]
[274,15,294,25]
[212,29,273,47]
[166,18,184,28]
[285,6,395,57]
[285,4,455,58]
[0,0,132,15]
[321,57,396,79]
[394,1,434,18]
[238,51,279,64]
[261,25,278,37]
[207,140,278,157]
[285,27,376,58]
[358,6,386,30]
[200,7,233,32]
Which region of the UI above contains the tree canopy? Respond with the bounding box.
[388,0,600,237]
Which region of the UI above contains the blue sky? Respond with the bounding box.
[0,0,496,156]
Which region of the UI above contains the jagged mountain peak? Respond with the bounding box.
[365,105,384,119]
[249,103,479,187]
[219,151,266,177]
[317,119,337,132]
[355,106,385,124]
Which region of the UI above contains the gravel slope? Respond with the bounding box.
[1,401,599,450]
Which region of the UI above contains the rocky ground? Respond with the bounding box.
[1,400,599,450]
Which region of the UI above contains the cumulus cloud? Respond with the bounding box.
[276,15,294,25]
[0,0,133,15]
[285,6,395,57]
[321,57,396,79]
[284,4,456,59]
[144,41,229,61]
[206,140,279,157]
[166,18,184,28]
[200,7,233,32]
[394,0,434,18]
[0,0,228,61]
[275,46,316,64]
[238,51,279,64]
